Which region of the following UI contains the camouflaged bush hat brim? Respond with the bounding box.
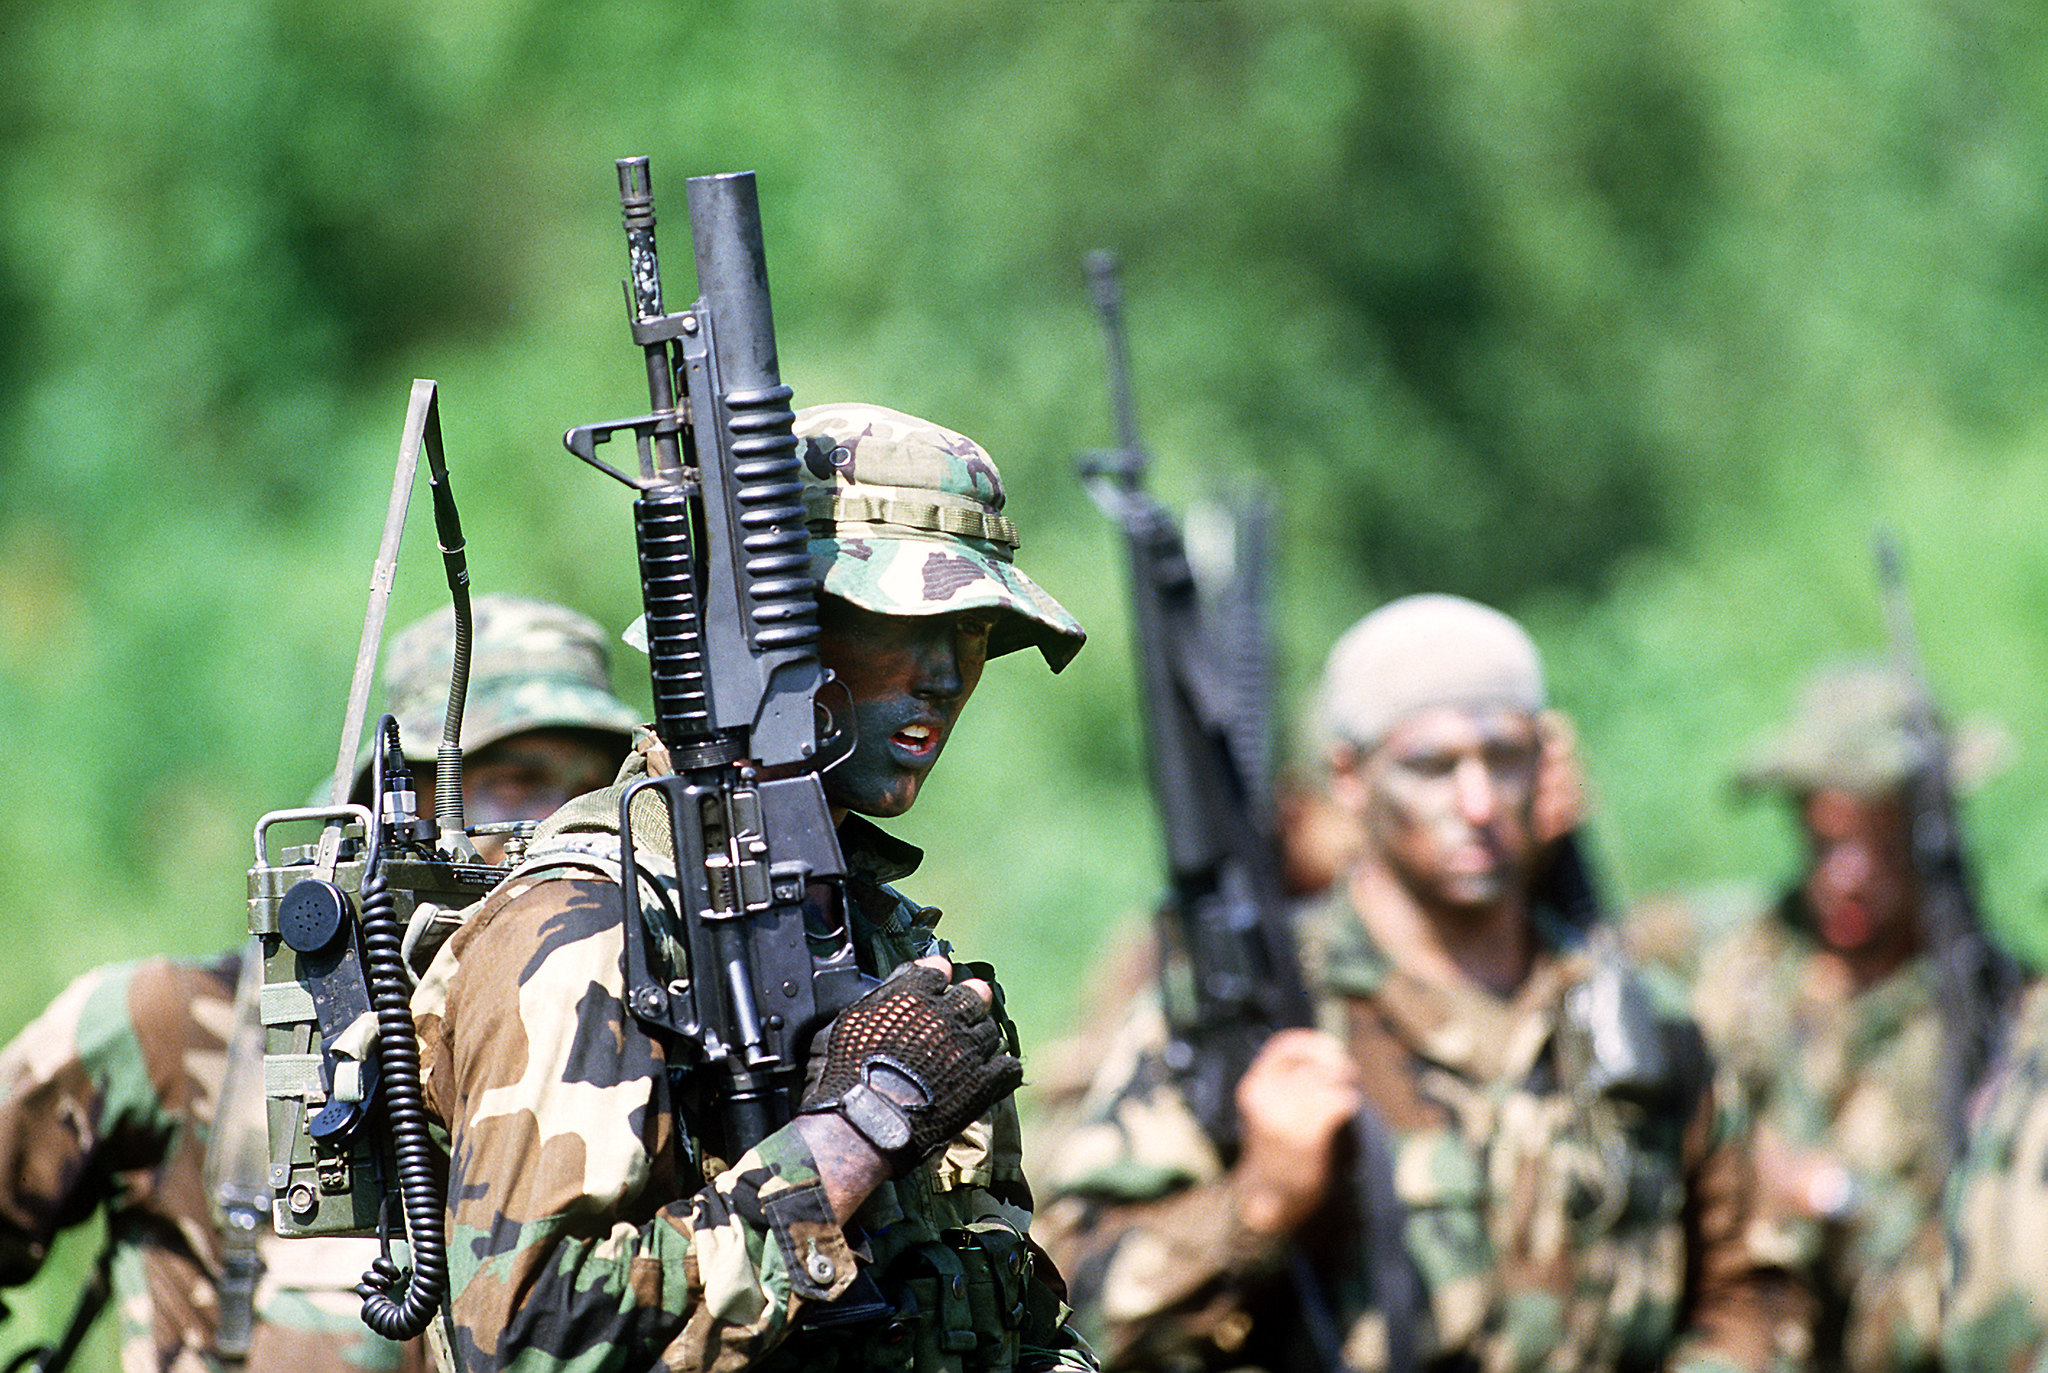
[795,402,1085,672]
[622,537,1087,672]
[1736,658,2009,797]
[352,594,644,792]
[393,675,645,761]
[807,532,1084,671]
[343,676,645,802]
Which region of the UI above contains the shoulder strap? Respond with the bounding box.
[204,943,270,1364]
[511,831,627,884]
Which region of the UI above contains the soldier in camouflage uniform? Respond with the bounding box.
[1037,594,1804,1373]
[0,595,641,1371]
[1686,662,1999,1373]
[409,403,1098,1372]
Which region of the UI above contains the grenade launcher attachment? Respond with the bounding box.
[562,158,867,1162]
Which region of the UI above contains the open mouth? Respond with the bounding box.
[891,722,940,760]
[1818,899,1880,950]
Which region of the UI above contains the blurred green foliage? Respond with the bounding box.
[5,0,2048,1349]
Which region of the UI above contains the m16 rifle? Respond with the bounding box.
[244,379,504,1342]
[561,158,868,1166]
[1077,251,1417,1373]
[1875,534,2026,1169]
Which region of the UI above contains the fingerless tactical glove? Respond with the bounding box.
[799,962,1022,1174]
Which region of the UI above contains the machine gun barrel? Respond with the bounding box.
[1875,533,2023,1167]
[566,158,862,1160]
[1079,252,1309,1069]
[1077,250,1415,1372]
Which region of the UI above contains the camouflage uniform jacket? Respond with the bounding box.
[411,769,1097,1372]
[1690,896,1942,1373]
[0,952,426,1372]
[1941,976,2048,1373]
[1037,885,1802,1373]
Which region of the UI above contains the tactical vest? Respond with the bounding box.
[428,786,1072,1373]
[1294,902,1714,1373]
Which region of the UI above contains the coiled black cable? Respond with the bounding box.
[354,716,450,1339]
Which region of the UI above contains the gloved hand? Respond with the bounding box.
[799,961,1022,1174]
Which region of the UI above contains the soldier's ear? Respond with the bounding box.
[1533,709,1588,844]
[1325,741,1369,813]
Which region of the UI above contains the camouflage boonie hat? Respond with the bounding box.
[794,402,1085,672]
[1736,659,2007,797]
[374,594,644,772]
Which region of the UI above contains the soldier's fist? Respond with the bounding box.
[1232,1028,1365,1235]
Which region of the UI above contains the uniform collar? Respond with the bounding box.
[1305,883,1591,1082]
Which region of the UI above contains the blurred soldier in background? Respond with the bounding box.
[0,593,641,1371]
[1037,593,1803,1373]
[1687,661,2006,1373]
[409,405,1098,1370]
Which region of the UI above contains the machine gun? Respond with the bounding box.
[1077,251,1416,1373]
[561,159,867,1165]
[244,379,505,1342]
[1875,534,2026,1169]
[1075,252,1302,1138]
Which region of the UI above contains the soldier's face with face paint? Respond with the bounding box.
[816,595,995,818]
[1347,704,1544,914]
[1799,787,1920,959]
[461,729,624,861]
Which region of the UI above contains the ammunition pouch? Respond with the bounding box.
[852,1225,1040,1372]
[1554,936,1705,1239]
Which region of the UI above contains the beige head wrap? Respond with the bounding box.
[1315,593,1546,752]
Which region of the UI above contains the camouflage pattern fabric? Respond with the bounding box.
[793,402,1085,672]
[1941,977,2048,1373]
[0,953,426,1372]
[1689,897,1943,1373]
[627,403,1088,675]
[1036,886,1805,1373]
[410,742,1096,1371]
[1733,663,1925,799]
[381,593,645,761]
[1730,660,2007,802]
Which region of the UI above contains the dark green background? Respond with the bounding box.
[5,0,2047,1350]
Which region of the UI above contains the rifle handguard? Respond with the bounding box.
[800,964,1021,1173]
